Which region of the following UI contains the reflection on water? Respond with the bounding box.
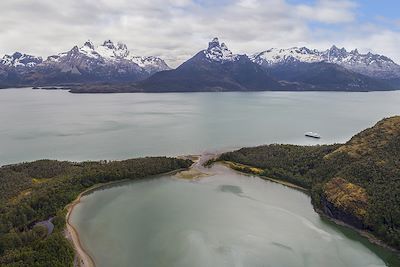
[218,184,243,195]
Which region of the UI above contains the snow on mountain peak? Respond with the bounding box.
[39,40,169,74]
[88,40,128,60]
[208,38,221,49]
[130,56,171,74]
[250,47,322,66]
[76,41,99,59]
[114,42,129,58]
[251,45,400,79]
[83,40,95,50]
[204,37,239,63]
[324,46,397,68]
[351,49,359,55]
[220,42,229,50]
[1,52,43,67]
[117,42,127,50]
[102,40,116,49]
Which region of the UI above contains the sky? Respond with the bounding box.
[0,0,399,67]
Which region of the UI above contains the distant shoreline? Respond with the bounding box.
[1,86,399,93]
[40,86,400,94]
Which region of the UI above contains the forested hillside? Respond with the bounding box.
[0,157,192,266]
[218,116,400,249]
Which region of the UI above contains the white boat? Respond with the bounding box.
[305,132,321,139]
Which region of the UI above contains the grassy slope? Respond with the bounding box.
[218,116,400,249]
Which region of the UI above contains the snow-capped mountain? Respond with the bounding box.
[138,38,395,92]
[251,46,400,79]
[46,40,170,74]
[251,47,322,65]
[131,56,170,74]
[323,46,400,79]
[1,52,43,68]
[1,37,399,91]
[138,38,282,92]
[49,40,130,62]
[41,40,145,81]
[203,37,241,63]
[0,40,170,87]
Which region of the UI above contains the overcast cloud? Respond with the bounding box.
[0,0,399,67]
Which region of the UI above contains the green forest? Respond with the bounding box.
[218,116,400,250]
[0,157,192,266]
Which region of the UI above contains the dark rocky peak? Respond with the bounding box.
[102,40,116,49]
[204,37,238,62]
[208,37,221,50]
[350,49,359,55]
[83,40,95,50]
[12,52,23,59]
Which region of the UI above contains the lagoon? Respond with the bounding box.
[71,163,398,267]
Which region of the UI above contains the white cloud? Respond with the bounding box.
[0,0,399,67]
[295,0,357,24]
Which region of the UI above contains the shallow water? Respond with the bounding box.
[71,164,399,267]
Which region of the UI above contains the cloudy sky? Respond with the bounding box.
[1,0,399,67]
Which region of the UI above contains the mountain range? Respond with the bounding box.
[1,38,400,92]
[0,40,170,88]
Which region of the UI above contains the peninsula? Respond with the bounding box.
[214,116,400,251]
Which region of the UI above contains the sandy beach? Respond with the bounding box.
[63,165,194,267]
[63,154,400,266]
[65,189,96,267]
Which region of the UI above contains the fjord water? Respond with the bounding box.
[1,88,400,165]
[1,88,400,266]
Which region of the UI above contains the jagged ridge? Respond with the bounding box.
[1,38,400,91]
[0,40,170,87]
[251,45,400,79]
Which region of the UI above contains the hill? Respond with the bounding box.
[217,116,400,250]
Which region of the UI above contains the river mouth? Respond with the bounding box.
[69,161,398,267]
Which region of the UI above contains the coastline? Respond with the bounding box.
[315,208,400,255]
[65,184,101,267]
[219,160,308,192]
[63,157,399,267]
[64,167,191,267]
[220,160,400,257]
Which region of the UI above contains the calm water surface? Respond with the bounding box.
[1,88,400,165]
[1,88,400,266]
[71,164,399,267]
